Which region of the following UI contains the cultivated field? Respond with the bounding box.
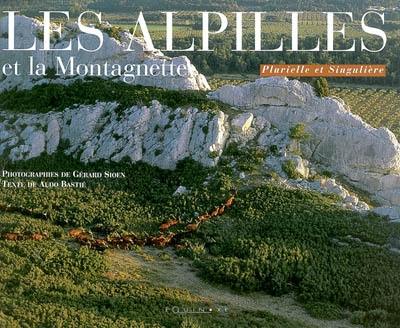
[332,87,400,139]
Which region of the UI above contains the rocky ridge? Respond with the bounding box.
[209,78,400,219]
[0,101,228,169]
[0,101,371,216]
[1,77,399,219]
[1,76,399,218]
[0,16,399,220]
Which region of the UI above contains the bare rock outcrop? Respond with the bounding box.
[0,101,228,170]
[210,77,400,207]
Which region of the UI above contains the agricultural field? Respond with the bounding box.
[108,11,400,41]
[331,87,400,139]
[0,6,398,85]
[105,11,400,87]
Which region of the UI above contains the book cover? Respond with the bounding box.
[0,1,399,327]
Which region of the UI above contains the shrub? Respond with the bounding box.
[269,145,279,156]
[175,158,209,187]
[314,77,330,97]
[1,149,400,327]
[97,24,123,42]
[45,67,58,80]
[365,309,389,323]
[224,142,241,157]
[321,170,333,178]
[304,302,343,320]
[289,123,310,140]
[180,318,201,328]
[0,78,228,114]
[282,160,301,179]
[188,184,400,326]
[222,144,267,173]
[350,311,366,325]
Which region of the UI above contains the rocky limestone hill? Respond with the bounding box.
[209,78,400,208]
[0,16,399,219]
[0,78,400,219]
[0,15,209,91]
[1,77,400,220]
[0,101,227,169]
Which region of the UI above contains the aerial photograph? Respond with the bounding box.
[0,1,399,327]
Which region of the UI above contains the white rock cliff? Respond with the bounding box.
[210,77,400,208]
[0,101,228,170]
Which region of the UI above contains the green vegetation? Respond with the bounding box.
[0,152,318,328]
[223,142,267,173]
[45,67,58,80]
[313,77,330,98]
[0,78,228,114]
[5,0,399,15]
[289,123,310,140]
[76,0,400,28]
[186,185,400,327]
[0,149,399,327]
[0,3,399,326]
[0,153,222,231]
[350,309,395,328]
[0,220,315,328]
[282,160,301,179]
[208,151,219,159]
[303,302,344,320]
[96,24,124,42]
[269,145,280,156]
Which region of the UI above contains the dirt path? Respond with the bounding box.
[114,248,360,328]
